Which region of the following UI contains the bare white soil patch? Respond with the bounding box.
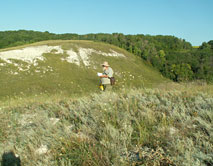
[78,48,94,66]
[35,145,48,155]
[0,45,63,65]
[62,49,80,66]
[0,63,6,66]
[0,45,125,70]
[64,48,125,66]
[96,49,125,57]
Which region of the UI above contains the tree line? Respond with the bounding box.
[0,30,213,82]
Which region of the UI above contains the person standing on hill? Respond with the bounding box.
[99,61,114,91]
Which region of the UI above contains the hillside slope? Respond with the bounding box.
[0,40,167,100]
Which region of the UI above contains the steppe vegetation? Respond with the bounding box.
[0,84,213,166]
[0,36,212,166]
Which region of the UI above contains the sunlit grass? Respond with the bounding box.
[0,40,167,101]
[0,86,212,166]
[1,40,212,165]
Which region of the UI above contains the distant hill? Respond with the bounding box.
[0,40,167,100]
[1,30,213,82]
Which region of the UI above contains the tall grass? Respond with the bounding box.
[0,87,213,166]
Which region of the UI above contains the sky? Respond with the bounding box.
[0,0,212,46]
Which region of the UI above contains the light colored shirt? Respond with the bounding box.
[101,67,113,85]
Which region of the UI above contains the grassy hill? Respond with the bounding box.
[0,40,167,101]
[1,40,212,166]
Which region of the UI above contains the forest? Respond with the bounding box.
[0,30,213,82]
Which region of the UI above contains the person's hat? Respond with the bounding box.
[101,61,110,67]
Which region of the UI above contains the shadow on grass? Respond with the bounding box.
[1,151,21,166]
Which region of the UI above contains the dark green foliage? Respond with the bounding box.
[0,30,213,82]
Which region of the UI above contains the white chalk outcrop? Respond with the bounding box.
[64,48,125,66]
[0,45,125,69]
[61,49,80,66]
[0,45,63,65]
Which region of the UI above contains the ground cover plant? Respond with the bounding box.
[0,86,212,166]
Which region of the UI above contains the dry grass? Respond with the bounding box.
[0,86,212,166]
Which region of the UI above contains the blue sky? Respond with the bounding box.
[0,0,212,46]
